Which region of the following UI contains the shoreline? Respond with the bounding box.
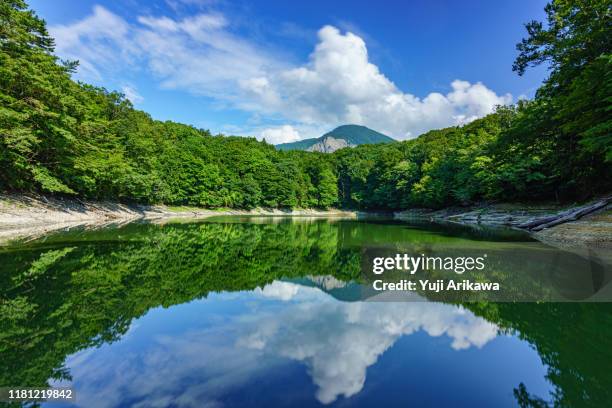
[1,194,611,252]
[0,193,359,244]
[394,201,612,260]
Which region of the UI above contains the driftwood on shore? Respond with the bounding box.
[518,196,612,231]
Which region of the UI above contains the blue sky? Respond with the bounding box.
[30,0,549,143]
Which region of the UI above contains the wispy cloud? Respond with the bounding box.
[50,6,134,80]
[121,84,144,104]
[50,6,512,142]
[49,5,284,100]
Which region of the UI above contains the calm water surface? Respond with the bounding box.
[1,218,611,407]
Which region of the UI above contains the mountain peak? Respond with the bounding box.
[276,124,395,153]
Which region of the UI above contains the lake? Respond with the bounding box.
[1,217,611,407]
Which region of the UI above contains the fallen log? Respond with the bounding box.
[518,214,562,229]
[518,204,592,229]
[523,196,612,231]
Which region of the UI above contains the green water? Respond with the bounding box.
[1,218,611,407]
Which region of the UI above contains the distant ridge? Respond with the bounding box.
[276,124,395,153]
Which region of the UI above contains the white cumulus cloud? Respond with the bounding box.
[50,9,511,140]
[242,26,512,139]
[258,125,301,145]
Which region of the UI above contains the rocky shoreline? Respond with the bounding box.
[394,199,612,258]
[1,194,611,252]
[0,193,358,244]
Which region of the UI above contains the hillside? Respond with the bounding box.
[276,125,395,152]
[1,1,610,212]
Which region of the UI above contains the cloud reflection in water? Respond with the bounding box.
[58,281,499,407]
[242,281,498,403]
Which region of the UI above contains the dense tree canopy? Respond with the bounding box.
[510,0,612,196]
[0,0,610,210]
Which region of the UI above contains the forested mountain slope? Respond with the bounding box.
[276,125,395,153]
[1,0,610,210]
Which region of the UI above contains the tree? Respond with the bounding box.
[511,0,612,199]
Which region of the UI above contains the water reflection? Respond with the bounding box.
[242,282,498,403]
[0,219,610,407]
[53,282,548,407]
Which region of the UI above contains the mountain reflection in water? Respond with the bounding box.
[54,283,536,407]
[1,218,611,407]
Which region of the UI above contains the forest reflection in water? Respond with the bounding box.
[1,217,611,407]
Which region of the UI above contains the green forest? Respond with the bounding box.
[1,0,610,210]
